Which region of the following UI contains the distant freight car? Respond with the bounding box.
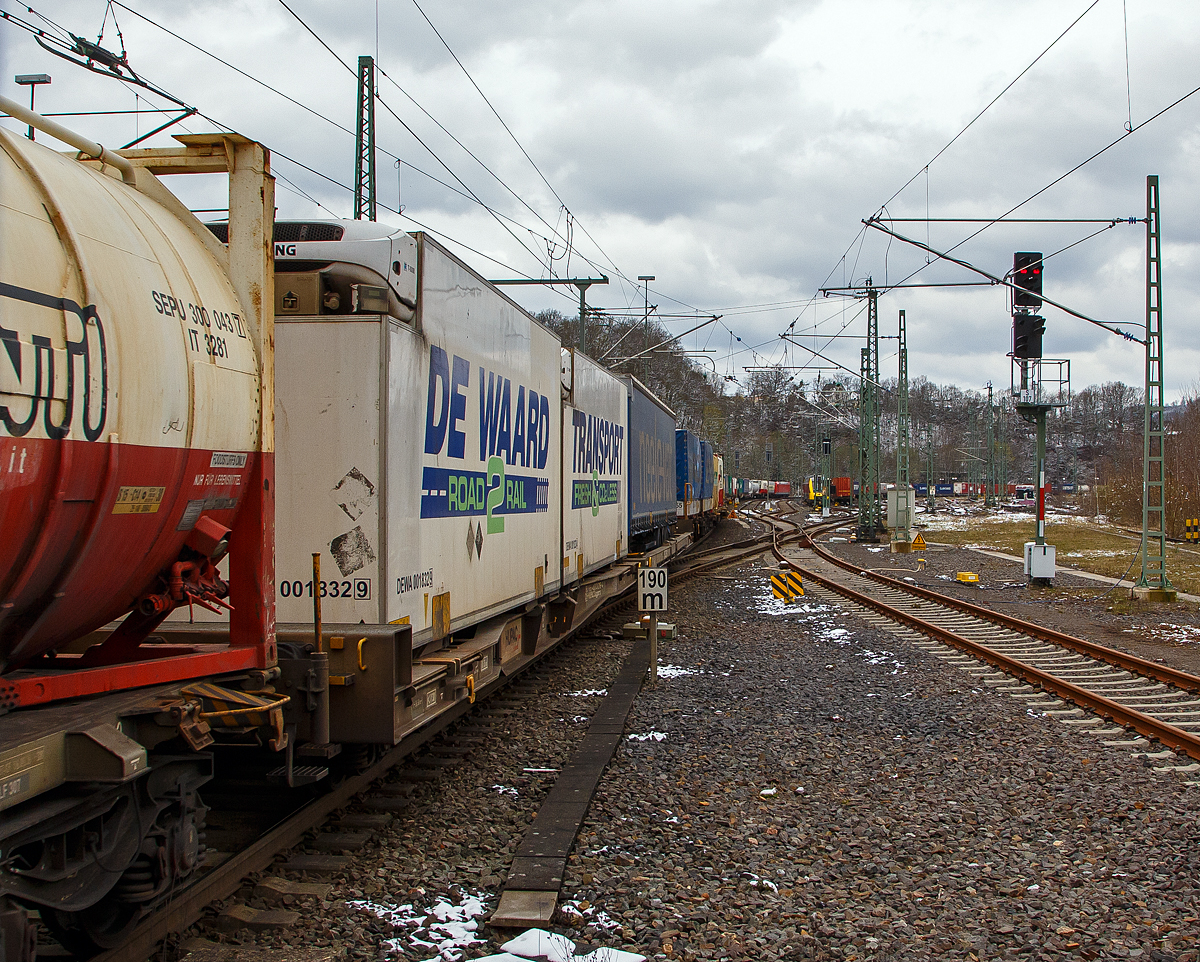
[622,374,676,550]
[773,481,792,497]
[699,439,714,512]
[676,429,703,518]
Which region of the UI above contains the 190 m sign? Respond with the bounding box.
[638,567,668,612]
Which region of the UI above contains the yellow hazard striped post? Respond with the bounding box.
[1186,518,1199,542]
[770,571,804,602]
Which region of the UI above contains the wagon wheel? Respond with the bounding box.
[42,899,142,957]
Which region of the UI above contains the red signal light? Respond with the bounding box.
[1013,251,1043,308]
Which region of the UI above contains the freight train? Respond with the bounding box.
[723,477,791,500]
[0,115,723,959]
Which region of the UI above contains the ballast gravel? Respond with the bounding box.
[176,519,1200,962]
[565,569,1200,961]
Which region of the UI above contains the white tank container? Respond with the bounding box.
[0,129,260,666]
[560,348,626,585]
[273,234,561,644]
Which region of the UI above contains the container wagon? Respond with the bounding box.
[622,374,676,551]
[561,348,627,585]
[676,429,703,519]
[699,439,714,513]
[273,231,562,645]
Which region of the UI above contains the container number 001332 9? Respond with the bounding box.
[279,578,372,600]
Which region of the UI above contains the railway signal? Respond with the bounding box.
[1013,251,1043,309]
[1012,313,1045,359]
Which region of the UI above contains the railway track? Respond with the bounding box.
[77,517,786,962]
[759,513,1200,773]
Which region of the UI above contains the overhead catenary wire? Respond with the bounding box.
[105,0,587,270]
[403,0,639,309]
[763,0,1104,365]
[407,0,567,214]
[3,0,766,373]
[871,76,1200,306]
[277,0,632,294]
[98,0,599,301]
[273,0,552,273]
[873,0,1101,217]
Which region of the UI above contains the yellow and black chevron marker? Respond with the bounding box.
[1186,518,1199,542]
[770,570,805,601]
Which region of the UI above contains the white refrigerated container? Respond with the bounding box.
[274,233,561,645]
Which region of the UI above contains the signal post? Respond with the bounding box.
[1009,252,1068,586]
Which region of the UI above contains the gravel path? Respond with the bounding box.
[174,625,640,961]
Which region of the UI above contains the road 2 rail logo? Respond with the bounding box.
[420,344,550,535]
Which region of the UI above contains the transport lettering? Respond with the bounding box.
[477,370,550,469]
[423,347,550,470]
[421,465,547,521]
[571,409,623,475]
[396,569,434,596]
[636,431,671,505]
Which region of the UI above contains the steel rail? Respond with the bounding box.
[98,527,747,960]
[98,512,791,960]
[804,536,1200,696]
[773,542,1200,762]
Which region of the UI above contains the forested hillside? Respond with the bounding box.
[536,309,1198,536]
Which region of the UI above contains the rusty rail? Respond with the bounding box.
[805,535,1200,695]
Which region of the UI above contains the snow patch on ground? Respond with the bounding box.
[351,888,489,961]
[1125,623,1200,645]
[655,663,704,678]
[627,731,667,742]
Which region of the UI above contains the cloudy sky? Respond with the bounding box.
[4,0,1199,399]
